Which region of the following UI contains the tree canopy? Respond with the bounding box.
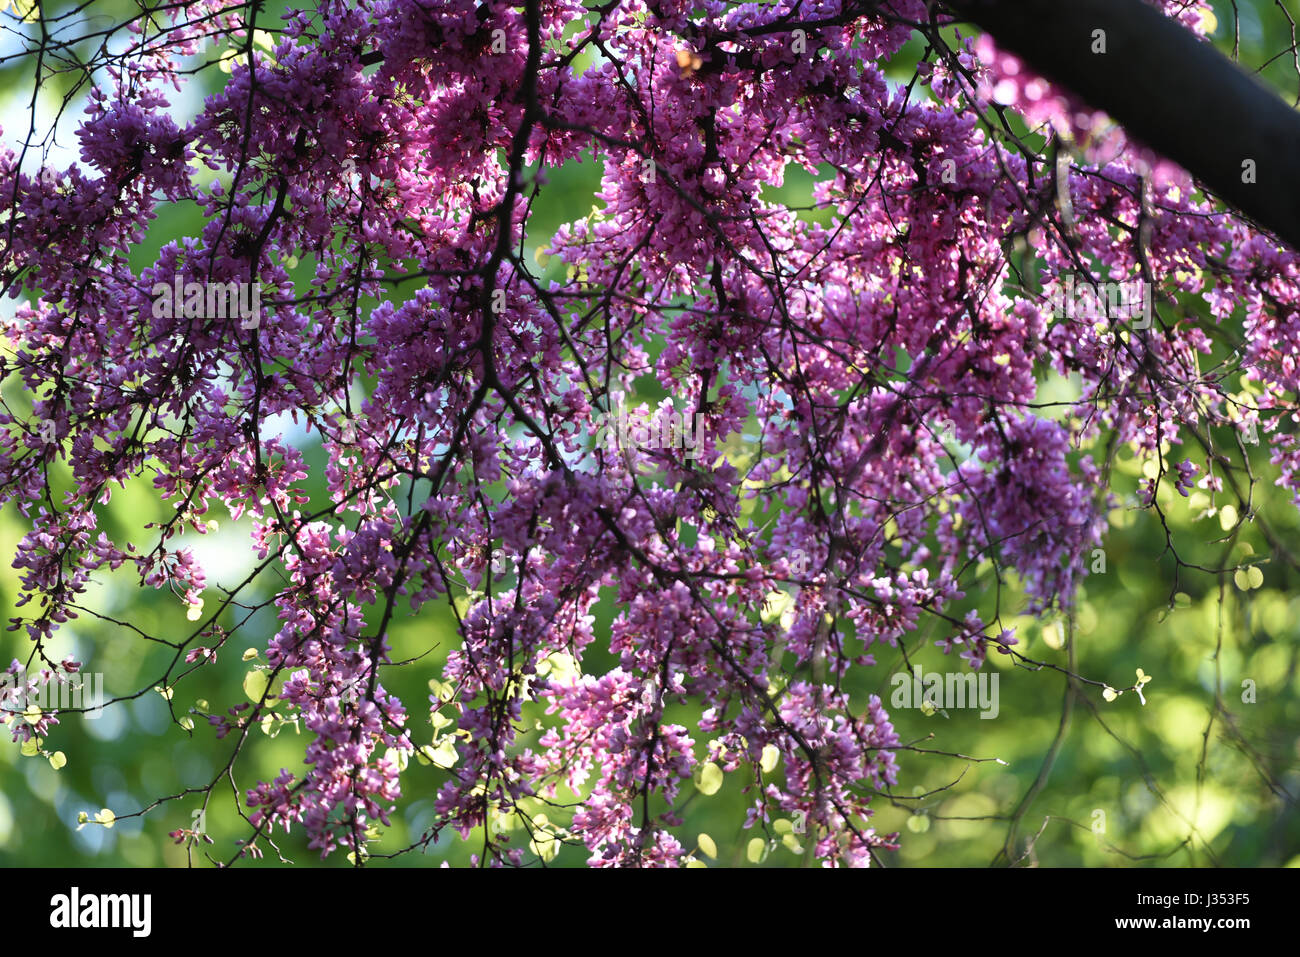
[1,0,1298,868]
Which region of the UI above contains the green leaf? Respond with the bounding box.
[383,746,409,772]
[243,669,273,703]
[1219,504,1238,530]
[530,830,560,862]
[430,738,458,768]
[761,589,794,625]
[697,762,724,796]
[542,652,580,683]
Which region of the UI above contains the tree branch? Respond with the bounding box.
[947,0,1300,250]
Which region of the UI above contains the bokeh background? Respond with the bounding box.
[1,0,1298,867]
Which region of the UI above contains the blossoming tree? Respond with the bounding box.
[1,0,1296,866]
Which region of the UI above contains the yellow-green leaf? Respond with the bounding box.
[530,831,560,863]
[430,738,458,768]
[746,837,766,863]
[697,833,717,859]
[761,589,793,625]
[243,669,273,703]
[48,751,66,770]
[384,746,409,772]
[543,652,580,683]
[697,762,724,796]
[759,744,780,774]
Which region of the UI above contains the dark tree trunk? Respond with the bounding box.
[946,0,1300,251]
